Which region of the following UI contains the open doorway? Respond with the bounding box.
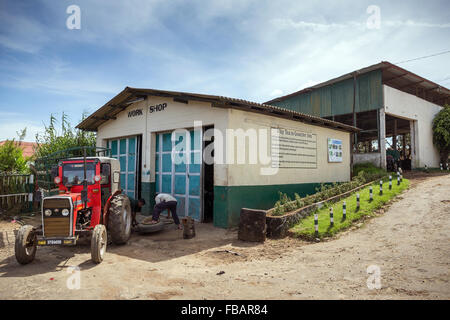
[202,125,214,223]
[385,115,412,170]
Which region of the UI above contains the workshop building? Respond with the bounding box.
[77,88,358,228]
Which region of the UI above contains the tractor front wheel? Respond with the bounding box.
[15,225,37,265]
[108,194,132,245]
[91,224,107,264]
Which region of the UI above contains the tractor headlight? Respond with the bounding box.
[61,209,70,216]
[44,209,52,217]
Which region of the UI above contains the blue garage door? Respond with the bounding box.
[155,129,202,221]
[107,136,137,199]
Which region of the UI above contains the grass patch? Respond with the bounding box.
[289,178,410,240]
[353,162,386,176]
[269,169,390,217]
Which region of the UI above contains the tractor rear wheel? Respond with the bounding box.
[91,224,107,264]
[15,225,37,265]
[108,194,132,245]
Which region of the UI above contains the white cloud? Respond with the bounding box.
[270,18,363,32]
[384,20,450,28]
[0,120,45,142]
[270,17,450,33]
[270,89,284,97]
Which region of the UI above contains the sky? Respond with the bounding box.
[0,0,449,142]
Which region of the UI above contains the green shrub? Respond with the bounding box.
[353,162,386,176]
[295,193,304,209]
[284,201,297,212]
[272,201,285,216]
[0,140,29,173]
[278,191,290,205]
[270,163,389,216]
[432,104,450,163]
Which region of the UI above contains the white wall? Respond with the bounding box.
[144,96,229,186]
[96,96,352,189]
[96,96,229,186]
[226,109,351,186]
[384,85,442,168]
[353,153,382,168]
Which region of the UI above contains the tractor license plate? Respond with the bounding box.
[37,239,76,246]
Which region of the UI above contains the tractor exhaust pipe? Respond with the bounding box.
[81,147,88,209]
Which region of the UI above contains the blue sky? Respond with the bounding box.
[0,0,449,141]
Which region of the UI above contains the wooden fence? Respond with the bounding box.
[0,174,35,214]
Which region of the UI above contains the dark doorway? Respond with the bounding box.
[136,134,143,199]
[385,115,412,170]
[203,126,214,223]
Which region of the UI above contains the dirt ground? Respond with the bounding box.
[0,172,449,300]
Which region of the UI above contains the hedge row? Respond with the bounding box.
[269,170,387,217]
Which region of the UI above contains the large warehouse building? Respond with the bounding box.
[77,88,358,228]
[267,61,450,170]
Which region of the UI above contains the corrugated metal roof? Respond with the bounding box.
[76,87,360,133]
[266,61,450,107]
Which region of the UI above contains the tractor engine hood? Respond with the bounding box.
[54,192,83,210]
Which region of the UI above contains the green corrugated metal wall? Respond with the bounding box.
[271,69,383,117]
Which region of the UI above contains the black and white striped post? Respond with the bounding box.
[343,201,347,220]
[314,213,319,238]
[389,175,392,190]
[369,186,373,201]
[447,163,449,171]
[440,163,443,171]
[379,180,383,195]
[329,207,334,227]
[397,175,400,186]
[356,193,360,210]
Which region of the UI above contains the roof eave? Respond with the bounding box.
[77,87,360,133]
[266,61,450,105]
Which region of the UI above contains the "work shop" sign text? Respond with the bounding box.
[149,103,167,113]
[128,109,143,118]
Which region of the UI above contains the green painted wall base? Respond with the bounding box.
[141,181,335,229]
[213,182,324,229]
[140,181,156,216]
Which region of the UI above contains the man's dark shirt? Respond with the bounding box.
[129,198,142,213]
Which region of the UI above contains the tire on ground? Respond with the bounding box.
[91,224,107,264]
[15,225,37,265]
[108,194,132,244]
[137,221,165,234]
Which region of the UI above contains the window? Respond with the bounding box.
[100,163,111,185]
[63,163,96,186]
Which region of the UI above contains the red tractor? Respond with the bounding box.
[15,150,132,264]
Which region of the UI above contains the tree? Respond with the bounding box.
[432,104,450,164]
[34,112,96,159]
[0,128,29,173]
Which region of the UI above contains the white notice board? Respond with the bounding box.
[328,138,343,163]
[271,128,317,168]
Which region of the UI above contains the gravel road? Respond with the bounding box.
[0,173,448,299]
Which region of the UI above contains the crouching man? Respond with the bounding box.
[142,193,182,230]
[129,198,146,227]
